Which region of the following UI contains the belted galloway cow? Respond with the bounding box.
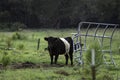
[44,36,73,65]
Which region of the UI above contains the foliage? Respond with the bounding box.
[17,43,24,50]
[0,0,120,29]
[10,22,26,31]
[85,42,103,67]
[97,69,114,80]
[80,41,104,79]
[5,37,13,49]
[0,23,11,31]
[0,22,26,31]
[12,32,27,40]
[1,51,11,68]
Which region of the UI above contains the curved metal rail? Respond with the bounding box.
[72,22,119,66]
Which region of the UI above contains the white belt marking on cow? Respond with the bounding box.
[60,38,70,55]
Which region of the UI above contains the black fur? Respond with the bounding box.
[44,36,73,65]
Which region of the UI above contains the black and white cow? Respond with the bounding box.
[44,36,73,65]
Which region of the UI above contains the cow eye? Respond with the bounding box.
[44,37,48,41]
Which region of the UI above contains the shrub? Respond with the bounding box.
[12,32,27,40]
[1,51,11,68]
[17,44,24,50]
[85,42,103,67]
[81,42,103,79]
[10,22,27,31]
[97,69,114,80]
[5,37,13,49]
[0,22,26,31]
[0,23,11,31]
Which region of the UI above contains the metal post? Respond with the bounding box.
[91,49,96,80]
[91,66,96,80]
[37,38,40,50]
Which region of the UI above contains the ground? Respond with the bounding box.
[0,29,120,80]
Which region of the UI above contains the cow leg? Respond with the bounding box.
[65,54,69,65]
[50,54,53,64]
[70,53,73,65]
[55,55,59,64]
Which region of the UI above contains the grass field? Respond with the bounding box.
[0,28,120,80]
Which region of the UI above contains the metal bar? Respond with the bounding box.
[78,22,83,34]
[80,22,118,26]
[78,22,83,51]
[72,36,78,52]
[97,37,102,48]
[109,25,117,53]
[84,24,91,49]
[111,25,118,38]
[77,34,111,38]
[94,24,100,40]
[101,25,109,47]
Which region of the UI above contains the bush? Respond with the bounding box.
[10,22,27,31]
[0,22,26,31]
[0,23,11,31]
[1,51,11,68]
[17,44,25,50]
[81,42,103,79]
[12,32,27,40]
[5,37,13,49]
[97,69,114,80]
[85,42,103,67]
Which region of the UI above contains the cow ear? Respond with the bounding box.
[54,38,58,41]
[44,37,48,41]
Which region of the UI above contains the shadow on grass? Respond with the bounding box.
[54,70,70,76]
[0,61,70,69]
[107,66,120,71]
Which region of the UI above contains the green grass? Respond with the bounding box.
[0,28,120,80]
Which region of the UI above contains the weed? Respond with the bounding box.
[1,51,11,68]
[5,37,13,49]
[85,42,103,67]
[55,70,70,76]
[17,44,24,50]
[97,69,114,80]
[12,32,27,40]
[81,42,103,79]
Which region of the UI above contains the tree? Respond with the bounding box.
[96,0,119,23]
[0,0,119,29]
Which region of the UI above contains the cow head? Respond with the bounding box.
[44,36,58,49]
[44,37,57,43]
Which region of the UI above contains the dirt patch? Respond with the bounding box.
[0,62,68,69]
[1,62,65,69]
[11,62,38,69]
[55,70,70,76]
[42,63,64,68]
[0,64,3,69]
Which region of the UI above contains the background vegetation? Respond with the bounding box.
[0,0,120,30]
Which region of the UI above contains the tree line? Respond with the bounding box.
[0,0,119,30]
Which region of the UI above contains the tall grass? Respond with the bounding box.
[85,41,103,67]
[1,51,11,68]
